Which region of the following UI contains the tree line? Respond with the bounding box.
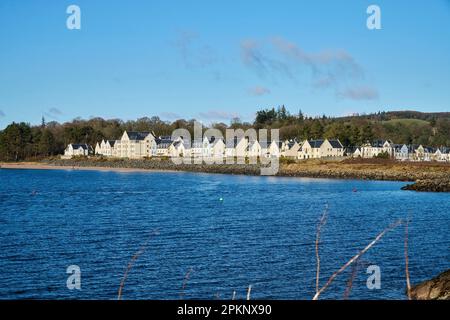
[1,107,449,161]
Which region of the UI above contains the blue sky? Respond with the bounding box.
[0,0,449,129]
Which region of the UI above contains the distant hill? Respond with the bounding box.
[340,110,450,122]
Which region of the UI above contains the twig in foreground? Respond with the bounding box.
[404,218,412,300]
[117,229,159,300]
[315,205,328,295]
[312,219,403,300]
[246,285,252,300]
[180,267,194,299]
[343,258,359,300]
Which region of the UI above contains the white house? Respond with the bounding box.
[155,136,174,157]
[247,140,261,158]
[352,147,362,158]
[361,140,394,158]
[431,147,450,162]
[210,137,226,159]
[202,136,212,158]
[225,137,247,158]
[95,141,102,155]
[282,140,301,158]
[394,144,411,161]
[63,143,93,158]
[414,145,434,161]
[168,139,189,158]
[96,139,116,157]
[268,141,283,158]
[298,139,344,159]
[114,131,156,158]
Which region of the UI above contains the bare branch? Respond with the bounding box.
[405,218,412,300]
[246,285,252,300]
[180,267,194,299]
[117,230,159,300]
[315,205,328,295]
[343,258,359,300]
[313,219,403,300]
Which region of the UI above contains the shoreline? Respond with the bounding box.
[1,158,449,192]
[0,162,409,183]
[0,162,180,174]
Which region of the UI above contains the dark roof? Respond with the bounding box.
[127,131,151,141]
[156,138,173,148]
[287,140,299,149]
[367,139,393,147]
[345,146,360,153]
[328,139,343,148]
[308,139,324,148]
[70,144,91,150]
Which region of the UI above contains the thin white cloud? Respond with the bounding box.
[240,39,293,80]
[338,86,379,101]
[44,107,63,120]
[174,30,218,69]
[248,86,271,96]
[198,110,240,121]
[271,37,363,80]
[240,36,376,100]
[160,112,182,120]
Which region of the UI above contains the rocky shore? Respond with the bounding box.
[2,158,449,192]
[401,179,450,192]
[411,269,450,300]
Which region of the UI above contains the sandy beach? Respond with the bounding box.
[0,162,171,173]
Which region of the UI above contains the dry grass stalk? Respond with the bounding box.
[343,258,359,299]
[315,205,328,295]
[404,219,412,300]
[117,230,159,300]
[312,219,403,300]
[246,285,252,300]
[180,267,194,299]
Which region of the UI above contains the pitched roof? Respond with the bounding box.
[107,140,116,147]
[70,143,91,150]
[287,140,299,149]
[366,139,393,148]
[156,137,173,148]
[328,139,343,148]
[308,139,324,148]
[211,137,224,147]
[126,131,152,141]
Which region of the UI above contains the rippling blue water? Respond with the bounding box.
[0,168,448,300]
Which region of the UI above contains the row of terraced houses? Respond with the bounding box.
[63,130,450,162]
